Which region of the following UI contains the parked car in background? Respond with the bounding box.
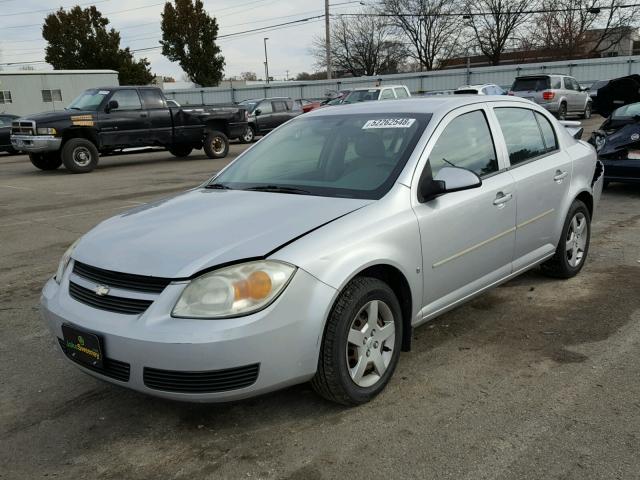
[343,85,411,104]
[591,74,640,117]
[454,84,505,95]
[322,89,352,104]
[298,99,322,113]
[509,74,592,120]
[238,97,303,143]
[589,101,640,185]
[587,80,609,112]
[11,86,247,173]
[0,113,19,154]
[166,99,180,108]
[42,96,602,405]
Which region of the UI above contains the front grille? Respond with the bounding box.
[69,281,152,315]
[11,120,35,136]
[73,261,172,294]
[58,338,130,382]
[143,364,260,393]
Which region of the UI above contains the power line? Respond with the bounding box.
[0,0,110,17]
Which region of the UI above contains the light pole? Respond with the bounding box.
[325,0,331,79]
[263,37,270,84]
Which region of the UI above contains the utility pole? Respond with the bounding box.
[325,0,332,79]
[263,37,270,84]
[286,70,289,81]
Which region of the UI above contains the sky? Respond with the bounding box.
[0,0,365,81]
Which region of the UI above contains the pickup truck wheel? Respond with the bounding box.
[239,125,255,144]
[62,138,99,173]
[29,152,62,171]
[203,130,229,159]
[169,145,193,158]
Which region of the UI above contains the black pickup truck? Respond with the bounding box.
[10,86,247,173]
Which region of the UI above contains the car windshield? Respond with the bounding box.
[512,77,551,91]
[611,102,640,119]
[67,89,109,110]
[590,80,608,91]
[239,100,259,112]
[210,113,430,199]
[344,90,380,103]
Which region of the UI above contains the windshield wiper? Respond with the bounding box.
[68,107,82,110]
[204,183,232,190]
[244,185,312,195]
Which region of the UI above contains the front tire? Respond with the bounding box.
[29,152,62,171]
[61,138,99,173]
[311,277,402,405]
[203,130,229,159]
[581,102,592,119]
[541,200,591,278]
[239,125,255,144]
[169,145,193,158]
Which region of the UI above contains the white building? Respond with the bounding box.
[0,70,119,116]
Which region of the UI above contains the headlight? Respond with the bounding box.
[37,127,57,135]
[172,260,296,318]
[54,239,79,284]
[594,134,606,152]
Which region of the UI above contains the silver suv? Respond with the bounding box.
[509,74,592,120]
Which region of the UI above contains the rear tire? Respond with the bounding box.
[556,102,567,120]
[311,277,402,405]
[29,152,62,171]
[169,145,193,158]
[61,138,99,173]
[541,200,591,279]
[203,130,229,159]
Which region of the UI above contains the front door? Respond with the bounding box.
[412,106,516,319]
[491,105,573,270]
[99,89,149,148]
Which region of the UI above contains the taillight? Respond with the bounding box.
[542,91,555,100]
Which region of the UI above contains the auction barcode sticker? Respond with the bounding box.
[362,118,416,129]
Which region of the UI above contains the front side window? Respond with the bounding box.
[395,87,409,98]
[380,89,395,100]
[428,110,498,178]
[110,90,142,111]
[495,108,548,165]
[211,113,430,199]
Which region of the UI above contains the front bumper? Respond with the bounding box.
[41,263,337,402]
[11,134,61,153]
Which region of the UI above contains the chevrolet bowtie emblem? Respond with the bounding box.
[94,285,110,296]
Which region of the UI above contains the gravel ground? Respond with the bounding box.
[1,115,639,479]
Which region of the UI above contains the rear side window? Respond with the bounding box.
[495,108,548,165]
[139,89,165,109]
[394,87,409,98]
[512,77,550,92]
[428,110,498,177]
[551,77,562,89]
[272,101,287,112]
[535,113,558,152]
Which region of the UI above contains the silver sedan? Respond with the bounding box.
[42,96,604,405]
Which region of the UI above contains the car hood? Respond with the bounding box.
[20,110,96,125]
[73,188,372,278]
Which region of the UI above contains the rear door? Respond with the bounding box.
[490,105,572,269]
[271,100,290,128]
[99,89,149,148]
[139,89,172,146]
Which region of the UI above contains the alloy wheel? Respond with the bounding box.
[566,212,587,267]
[346,299,396,388]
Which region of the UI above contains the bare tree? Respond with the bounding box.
[240,71,257,81]
[381,0,465,71]
[533,0,639,58]
[312,13,407,76]
[464,0,533,65]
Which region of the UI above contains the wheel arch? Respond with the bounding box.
[339,263,414,352]
[204,119,229,137]
[575,189,594,218]
[61,127,99,148]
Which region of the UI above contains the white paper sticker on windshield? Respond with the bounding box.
[98,90,110,95]
[362,118,416,129]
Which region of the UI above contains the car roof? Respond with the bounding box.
[351,85,407,91]
[457,84,497,90]
[307,95,534,117]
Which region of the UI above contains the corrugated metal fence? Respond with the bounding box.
[164,55,640,105]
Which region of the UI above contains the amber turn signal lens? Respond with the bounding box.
[233,271,272,301]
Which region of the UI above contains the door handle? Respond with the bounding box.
[493,192,513,206]
[554,170,568,183]
[140,113,148,118]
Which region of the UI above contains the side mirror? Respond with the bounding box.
[418,166,482,202]
[254,108,262,116]
[105,100,119,113]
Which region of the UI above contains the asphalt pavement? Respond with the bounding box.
[1,117,639,479]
